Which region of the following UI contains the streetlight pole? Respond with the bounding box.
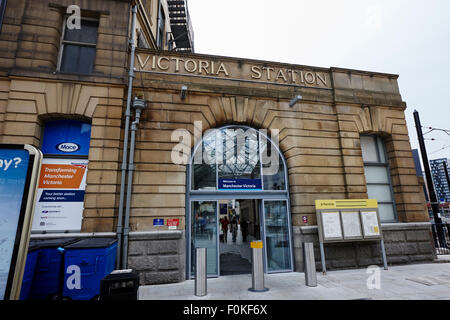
[413,109,447,248]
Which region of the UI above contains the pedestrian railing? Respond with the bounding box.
[431,223,450,255]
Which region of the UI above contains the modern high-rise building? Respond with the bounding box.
[430,158,450,202]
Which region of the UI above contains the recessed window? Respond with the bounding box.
[58,18,98,74]
[0,0,7,33]
[157,5,165,49]
[361,135,397,222]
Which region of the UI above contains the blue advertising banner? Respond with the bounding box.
[153,219,164,226]
[0,148,30,300]
[41,120,91,156]
[218,178,262,190]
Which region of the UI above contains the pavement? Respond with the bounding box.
[139,256,450,300]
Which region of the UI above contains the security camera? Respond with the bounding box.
[181,85,188,100]
[289,95,302,108]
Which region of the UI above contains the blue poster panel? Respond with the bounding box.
[218,178,262,190]
[41,120,91,156]
[0,148,30,300]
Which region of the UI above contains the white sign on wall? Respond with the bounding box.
[32,158,88,232]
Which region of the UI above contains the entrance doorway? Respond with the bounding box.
[219,199,261,275]
[187,125,294,279]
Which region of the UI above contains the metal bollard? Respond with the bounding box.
[303,242,317,287]
[248,240,269,292]
[195,247,207,296]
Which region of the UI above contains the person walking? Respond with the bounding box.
[240,218,248,242]
[230,216,238,243]
[221,216,229,243]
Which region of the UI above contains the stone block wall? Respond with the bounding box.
[127,231,185,285]
[293,222,436,272]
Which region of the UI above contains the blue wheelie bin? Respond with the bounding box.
[62,238,117,300]
[19,243,41,300]
[29,238,80,299]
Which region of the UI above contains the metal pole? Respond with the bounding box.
[303,242,317,287]
[249,241,268,292]
[319,242,327,275]
[413,110,447,248]
[380,239,388,270]
[195,248,207,297]
[122,106,142,269]
[116,4,137,269]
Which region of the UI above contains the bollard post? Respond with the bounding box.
[195,247,207,297]
[248,240,269,292]
[303,242,317,287]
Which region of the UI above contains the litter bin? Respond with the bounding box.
[100,269,139,300]
[30,238,80,300]
[19,243,40,300]
[62,238,117,300]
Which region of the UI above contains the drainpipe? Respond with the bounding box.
[122,97,147,269]
[116,4,138,269]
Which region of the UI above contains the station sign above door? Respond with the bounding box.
[135,51,331,89]
[218,178,262,191]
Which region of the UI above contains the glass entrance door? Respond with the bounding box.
[190,201,218,277]
[263,200,292,272]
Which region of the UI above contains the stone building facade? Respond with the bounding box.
[0,0,435,286]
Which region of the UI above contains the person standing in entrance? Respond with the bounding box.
[240,218,248,242]
[230,217,238,243]
[221,216,229,243]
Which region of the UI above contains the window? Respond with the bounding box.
[191,126,286,191]
[137,29,150,49]
[0,0,7,33]
[361,135,397,222]
[58,17,98,74]
[41,119,92,157]
[32,119,92,233]
[157,5,165,49]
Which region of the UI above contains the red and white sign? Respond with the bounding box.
[167,219,179,229]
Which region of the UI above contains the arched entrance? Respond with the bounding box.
[186,125,293,278]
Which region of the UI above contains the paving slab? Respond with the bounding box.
[138,262,450,300]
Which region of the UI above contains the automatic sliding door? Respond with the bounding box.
[191,201,218,277]
[263,200,292,272]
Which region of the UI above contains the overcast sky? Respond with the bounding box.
[188,0,450,165]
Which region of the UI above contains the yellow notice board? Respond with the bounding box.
[314,199,388,273]
[315,199,382,243]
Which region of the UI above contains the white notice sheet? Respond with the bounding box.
[341,211,362,239]
[321,211,342,240]
[361,211,380,237]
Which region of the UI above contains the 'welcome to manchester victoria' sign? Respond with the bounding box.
[135,51,331,89]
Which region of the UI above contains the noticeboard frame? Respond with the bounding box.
[314,199,387,275]
[317,208,383,244]
[1,144,42,300]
